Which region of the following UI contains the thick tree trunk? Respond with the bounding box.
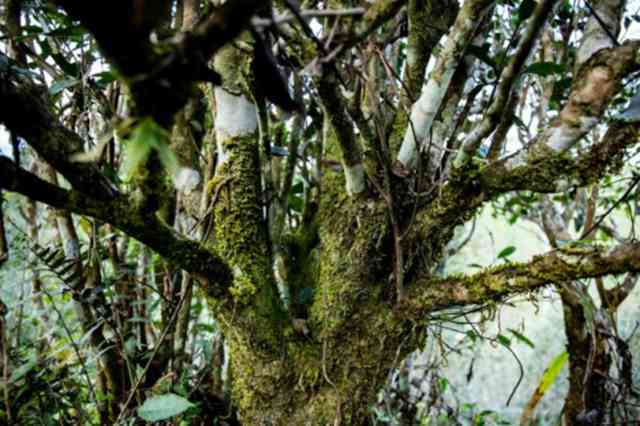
[220,171,415,424]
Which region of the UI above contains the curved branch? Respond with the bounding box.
[0,156,233,296]
[404,120,639,276]
[482,120,640,194]
[407,42,640,258]
[315,71,365,195]
[0,73,118,200]
[507,40,640,167]
[401,241,640,319]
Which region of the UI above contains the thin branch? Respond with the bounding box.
[454,0,558,168]
[114,289,189,424]
[580,174,640,240]
[396,0,494,169]
[0,73,118,200]
[252,8,365,27]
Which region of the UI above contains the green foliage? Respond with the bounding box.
[538,352,568,394]
[524,62,565,77]
[48,77,80,95]
[121,118,178,178]
[497,245,516,260]
[137,393,195,422]
[508,329,535,348]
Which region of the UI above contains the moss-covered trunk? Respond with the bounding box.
[216,168,421,424]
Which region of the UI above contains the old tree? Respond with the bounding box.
[1,0,640,423]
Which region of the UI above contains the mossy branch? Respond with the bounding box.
[401,241,640,318]
[315,71,366,195]
[0,75,118,200]
[0,156,233,296]
[404,121,639,278]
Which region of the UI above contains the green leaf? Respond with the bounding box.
[156,139,179,177]
[121,118,176,178]
[497,246,516,259]
[291,181,304,195]
[466,330,478,342]
[10,355,38,383]
[51,53,80,76]
[137,393,194,422]
[496,334,511,347]
[93,70,117,88]
[524,61,564,77]
[508,328,535,348]
[288,194,304,213]
[438,378,449,393]
[49,78,79,95]
[121,138,152,178]
[539,351,568,393]
[518,0,537,22]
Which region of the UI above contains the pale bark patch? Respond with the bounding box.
[344,163,366,195]
[214,87,258,141]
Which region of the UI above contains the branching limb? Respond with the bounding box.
[387,0,459,165]
[252,7,366,27]
[51,0,261,125]
[342,0,407,51]
[454,0,558,168]
[0,156,233,295]
[0,74,118,200]
[404,120,639,277]
[396,0,495,170]
[401,241,640,318]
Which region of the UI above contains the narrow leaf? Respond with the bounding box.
[496,334,511,347]
[49,78,79,95]
[508,329,535,348]
[520,352,568,424]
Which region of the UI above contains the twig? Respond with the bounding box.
[186,176,232,238]
[41,287,96,423]
[252,8,365,27]
[504,342,525,406]
[580,174,640,239]
[114,290,189,424]
[583,0,620,47]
